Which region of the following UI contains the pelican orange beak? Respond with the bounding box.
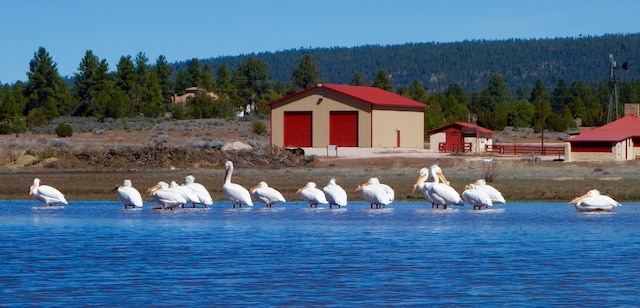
[355,180,371,192]
[146,184,160,196]
[112,184,120,192]
[250,184,260,193]
[436,171,450,186]
[412,174,427,194]
[568,193,589,205]
[295,186,306,194]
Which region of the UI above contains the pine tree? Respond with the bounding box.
[173,69,189,95]
[199,63,217,91]
[404,79,429,102]
[73,50,100,115]
[290,54,320,91]
[371,70,394,92]
[551,79,570,113]
[115,55,137,109]
[24,47,74,119]
[140,70,164,117]
[0,82,26,121]
[349,73,366,86]
[216,63,234,96]
[73,50,115,118]
[232,57,272,113]
[133,52,150,114]
[186,58,201,87]
[155,55,174,104]
[90,59,115,120]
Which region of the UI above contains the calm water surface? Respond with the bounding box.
[0,200,639,307]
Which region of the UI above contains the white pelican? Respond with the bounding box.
[182,175,213,208]
[428,165,464,209]
[355,177,394,209]
[323,178,348,208]
[113,179,143,209]
[462,184,493,210]
[412,167,435,206]
[296,182,328,208]
[223,161,253,208]
[146,181,186,210]
[569,189,621,212]
[250,181,286,208]
[474,179,506,204]
[29,178,68,206]
[169,181,201,208]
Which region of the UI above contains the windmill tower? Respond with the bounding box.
[607,54,619,123]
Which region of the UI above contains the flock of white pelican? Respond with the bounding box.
[28,162,622,213]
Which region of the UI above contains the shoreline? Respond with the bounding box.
[8,156,640,203]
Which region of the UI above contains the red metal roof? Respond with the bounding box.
[427,122,495,135]
[267,84,427,109]
[567,115,640,142]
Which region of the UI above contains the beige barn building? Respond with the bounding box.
[268,84,427,148]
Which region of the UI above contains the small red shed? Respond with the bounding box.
[428,122,494,153]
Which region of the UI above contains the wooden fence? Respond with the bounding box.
[438,142,472,153]
[485,144,565,156]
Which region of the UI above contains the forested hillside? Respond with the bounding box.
[1,33,639,138]
[179,33,639,93]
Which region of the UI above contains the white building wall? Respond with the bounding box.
[429,132,446,153]
[565,142,625,161]
[463,137,492,153]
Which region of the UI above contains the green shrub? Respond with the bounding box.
[55,123,73,137]
[0,123,12,134]
[252,121,268,135]
[11,118,27,135]
[25,108,49,128]
[121,118,130,130]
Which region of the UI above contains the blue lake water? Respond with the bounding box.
[0,200,639,306]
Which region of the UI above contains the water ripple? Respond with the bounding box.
[0,201,638,306]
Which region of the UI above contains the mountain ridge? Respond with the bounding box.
[175,33,639,92]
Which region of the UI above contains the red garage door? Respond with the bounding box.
[330,111,358,147]
[284,111,312,147]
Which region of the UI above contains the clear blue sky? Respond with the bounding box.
[1,0,637,83]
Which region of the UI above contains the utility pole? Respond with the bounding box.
[541,92,544,156]
[607,54,619,123]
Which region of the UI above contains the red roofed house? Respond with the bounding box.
[565,113,640,161]
[268,84,427,148]
[427,122,495,153]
